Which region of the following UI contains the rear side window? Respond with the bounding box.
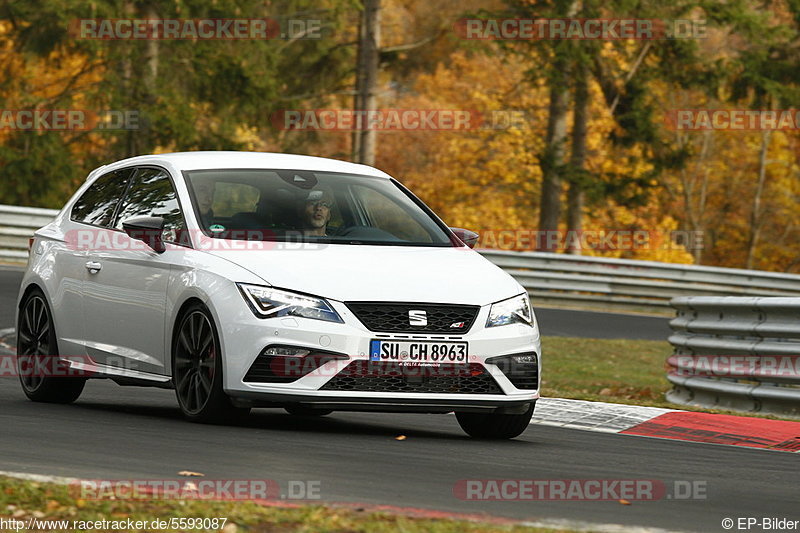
[113,167,186,242]
[71,169,133,227]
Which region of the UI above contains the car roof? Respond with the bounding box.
[87,151,392,181]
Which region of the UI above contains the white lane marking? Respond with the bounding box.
[0,470,79,485]
[519,517,686,533]
[0,327,16,353]
[532,398,679,433]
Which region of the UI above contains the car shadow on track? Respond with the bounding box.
[63,397,538,444]
[3,378,539,444]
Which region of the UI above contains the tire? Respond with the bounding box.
[17,288,86,404]
[172,302,250,423]
[455,402,535,439]
[285,406,333,417]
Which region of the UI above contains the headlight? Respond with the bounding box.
[237,284,343,323]
[486,293,533,328]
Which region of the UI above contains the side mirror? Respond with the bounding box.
[450,227,479,249]
[122,216,166,253]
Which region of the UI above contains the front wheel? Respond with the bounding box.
[172,304,249,423]
[455,402,535,439]
[17,289,85,404]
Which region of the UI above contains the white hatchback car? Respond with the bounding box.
[16,152,540,438]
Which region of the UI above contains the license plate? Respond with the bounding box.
[369,340,468,365]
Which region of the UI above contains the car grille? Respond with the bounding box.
[321,361,502,394]
[345,302,480,334]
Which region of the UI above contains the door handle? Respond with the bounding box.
[85,261,102,274]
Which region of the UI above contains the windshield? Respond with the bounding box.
[184,169,453,246]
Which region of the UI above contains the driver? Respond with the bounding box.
[297,189,333,237]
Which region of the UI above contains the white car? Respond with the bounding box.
[16,152,540,439]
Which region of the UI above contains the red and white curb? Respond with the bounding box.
[532,398,800,453]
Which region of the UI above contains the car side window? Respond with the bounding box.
[70,169,133,227]
[114,168,186,243]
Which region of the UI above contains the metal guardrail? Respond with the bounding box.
[3,204,800,315]
[480,250,800,314]
[667,296,800,418]
[0,205,60,263]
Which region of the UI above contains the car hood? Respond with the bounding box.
[206,244,522,305]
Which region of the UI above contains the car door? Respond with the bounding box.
[56,168,134,357]
[82,166,188,376]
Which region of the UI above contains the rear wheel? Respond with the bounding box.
[17,289,85,403]
[173,303,249,423]
[455,402,535,439]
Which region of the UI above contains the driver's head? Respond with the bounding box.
[298,189,332,233]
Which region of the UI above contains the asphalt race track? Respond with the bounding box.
[3,380,799,532]
[1,265,797,532]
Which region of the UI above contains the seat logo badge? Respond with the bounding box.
[450,321,466,329]
[408,310,427,326]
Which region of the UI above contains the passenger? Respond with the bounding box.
[194,178,216,228]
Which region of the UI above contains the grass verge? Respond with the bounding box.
[0,475,569,533]
[541,336,673,408]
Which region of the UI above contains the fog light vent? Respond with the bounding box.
[486,352,539,390]
[244,345,346,383]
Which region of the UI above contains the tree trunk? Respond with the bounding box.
[141,3,159,152]
[351,13,364,162]
[354,0,380,166]
[675,128,713,264]
[566,65,589,255]
[537,69,570,250]
[536,1,577,251]
[120,1,158,157]
[745,130,772,269]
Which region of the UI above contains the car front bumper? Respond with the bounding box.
[212,292,541,412]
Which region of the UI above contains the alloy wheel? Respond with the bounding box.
[174,310,217,415]
[17,295,52,393]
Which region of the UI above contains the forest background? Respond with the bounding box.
[2,0,799,271]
